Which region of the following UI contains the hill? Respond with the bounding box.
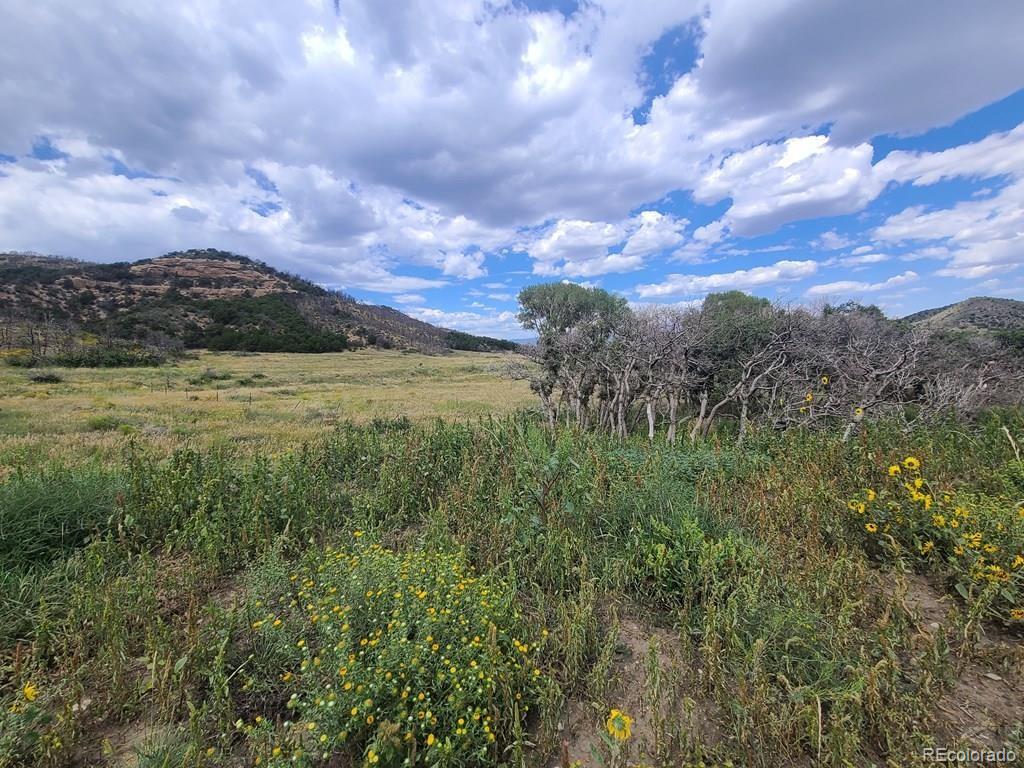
[0,249,517,355]
[904,296,1024,331]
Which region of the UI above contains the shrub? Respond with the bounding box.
[46,345,166,367]
[0,466,120,573]
[848,456,1024,622]
[28,372,63,384]
[188,367,233,385]
[1,349,37,367]
[626,506,759,610]
[85,414,122,432]
[244,538,545,766]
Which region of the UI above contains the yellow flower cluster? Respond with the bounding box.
[247,537,545,766]
[849,455,1024,623]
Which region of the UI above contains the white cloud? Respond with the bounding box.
[824,252,889,268]
[635,259,818,299]
[1,0,1023,299]
[392,293,426,304]
[529,219,627,276]
[814,230,854,251]
[405,307,521,337]
[694,136,884,236]
[804,271,918,298]
[440,251,487,279]
[648,0,1024,149]
[620,211,688,257]
[875,123,1024,186]
[526,210,688,277]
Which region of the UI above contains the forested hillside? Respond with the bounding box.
[0,249,515,358]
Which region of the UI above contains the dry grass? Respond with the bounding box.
[0,349,532,465]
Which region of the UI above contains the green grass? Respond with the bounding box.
[0,350,533,466]
[0,358,1021,767]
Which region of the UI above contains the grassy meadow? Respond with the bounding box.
[0,350,532,467]
[1,352,1023,767]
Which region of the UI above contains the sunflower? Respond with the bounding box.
[902,456,921,471]
[606,709,633,742]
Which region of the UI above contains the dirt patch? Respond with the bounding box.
[74,721,181,768]
[902,573,1024,751]
[553,606,726,767]
[902,572,956,631]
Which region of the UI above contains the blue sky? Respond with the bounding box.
[1,1,1023,337]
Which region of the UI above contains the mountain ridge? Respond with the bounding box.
[903,296,1024,332]
[0,249,516,354]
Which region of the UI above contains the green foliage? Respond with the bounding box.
[245,541,545,766]
[0,466,120,574]
[28,372,62,384]
[43,345,166,368]
[443,330,517,352]
[848,456,1024,622]
[1,413,1022,766]
[184,296,350,353]
[996,328,1024,354]
[517,282,628,337]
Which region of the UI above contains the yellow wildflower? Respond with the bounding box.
[865,522,878,533]
[902,456,920,471]
[606,709,633,742]
[888,464,901,476]
[22,682,38,702]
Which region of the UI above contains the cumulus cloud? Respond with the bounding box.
[875,123,1024,186]
[440,252,487,279]
[814,230,855,251]
[648,0,1024,149]
[873,126,1024,280]
[804,271,918,297]
[1,0,1023,306]
[526,211,688,277]
[404,307,522,337]
[694,136,884,236]
[635,259,818,299]
[392,293,426,304]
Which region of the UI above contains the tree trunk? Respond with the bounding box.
[841,410,865,442]
[737,396,749,446]
[689,389,708,442]
[667,392,678,444]
[646,400,656,441]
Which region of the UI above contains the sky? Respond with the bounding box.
[1,1,1023,338]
